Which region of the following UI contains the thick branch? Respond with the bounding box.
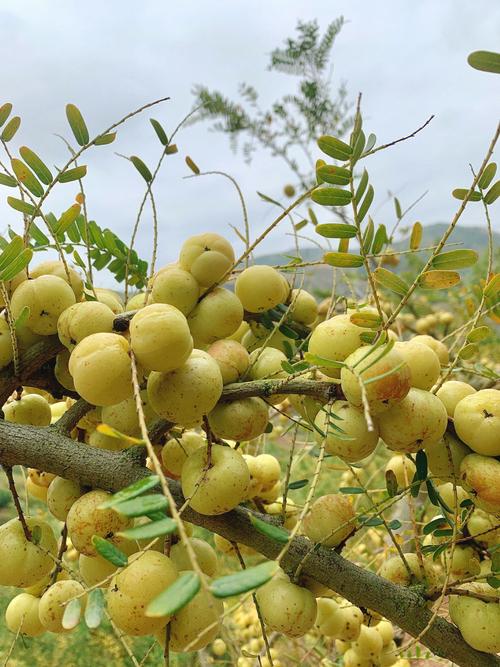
[221,379,338,402]
[0,420,497,667]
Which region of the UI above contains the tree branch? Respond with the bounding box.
[0,420,497,667]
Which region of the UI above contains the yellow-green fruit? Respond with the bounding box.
[94,288,124,314]
[66,490,131,556]
[50,401,68,424]
[88,429,128,452]
[352,624,384,660]
[436,380,476,417]
[379,641,398,667]
[303,494,356,547]
[208,397,269,441]
[443,545,480,578]
[467,509,500,546]
[39,580,87,633]
[315,598,363,640]
[11,275,76,335]
[5,593,44,637]
[289,288,318,325]
[0,269,27,307]
[12,313,44,352]
[378,388,448,453]
[243,454,265,498]
[437,482,470,510]
[253,454,281,491]
[0,317,13,369]
[169,537,218,576]
[394,341,440,391]
[57,301,115,351]
[449,585,500,653]
[161,431,205,477]
[211,638,227,657]
[150,265,199,315]
[248,346,287,403]
[125,292,148,310]
[188,287,243,346]
[26,477,48,502]
[257,579,317,637]
[47,477,82,521]
[227,320,250,342]
[235,265,289,313]
[308,314,368,378]
[341,346,411,415]
[0,518,57,587]
[28,468,56,488]
[460,453,500,515]
[24,570,69,598]
[207,339,249,384]
[385,454,416,489]
[54,349,76,392]
[108,551,178,636]
[288,393,324,422]
[343,648,375,667]
[179,233,234,288]
[380,553,439,591]
[69,333,134,407]
[130,303,193,372]
[30,260,83,300]
[181,444,250,515]
[4,394,51,426]
[374,620,394,645]
[101,391,157,438]
[454,389,500,456]
[425,431,471,483]
[160,584,224,651]
[412,334,449,365]
[314,401,379,462]
[79,537,137,587]
[147,349,223,427]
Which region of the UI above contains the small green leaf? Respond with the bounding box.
[371,223,388,254]
[94,132,116,146]
[92,536,128,566]
[484,273,499,298]
[467,326,490,343]
[62,598,81,630]
[112,494,168,518]
[385,470,399,497]
[28,221,49,245]
[19,146,53,185]
[349,312,382,329]
[57,165,87,183]
[317,135,352,161]
[165,144,178,155]
[66,104,89,146]
[431,249,478,270]
[1,116,21,142]
[10,158,44,197]
[117,517,177,541]
[31,524,42,545]
[419,270,461,290]
[316,165,351,186]
[362,217,374,251]
[311,187,352,207]
[478,163,497,190]
[415,450,428,482]
[150,118,168,145]
[484,180,500,205]
[423,516,448,535]
[486,576,500,589]
[130,156,152,182]
[373,267,409,296]
[0,248,33,282]
[185,156,200,174]
[316,223,357,239]
[388,519,402,530]
[146,571,200,617]
[394,197,402,220]
[357,185,374,223]
[210,561,278,598]
[303,352,345,369]
[458,343,478,360]
[355,169,368,204]
[99,475,160,508]
[365,133,376,152]
[0,103,12,127]
[426,479,452,513]
[0,173,17,187]
[323,252,363,268]
[467,50,500,74]
[85,589,105,629]
[288,479,308,490]
[250,515,289,543]
[0,235,24,272]
[56,204,81,235]
[359,516,384,527]
[339,487,364,494]
[452,188,482,202]
[410,222,423,250]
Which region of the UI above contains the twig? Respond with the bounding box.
[4,466,31,540]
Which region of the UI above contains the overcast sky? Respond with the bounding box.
[0,1,498,283]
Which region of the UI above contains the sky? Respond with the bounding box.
[0,1,498,284]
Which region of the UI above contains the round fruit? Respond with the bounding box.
[125,292,148,310]
[101,390,157,438]
[352,624,384,660]
[4,394,51,426]
[449,584,500,653]
[39,580,87,633]
[161,431,205,477]
[394,341,440,391]
[315,598,363,640]
[0,317,14,369]
[57,301,115,350]
[150,265,200,315]
[0,518,57,587]
[181,443,250,515]
[253,454,281,492]
[453,389,500,456]
[256,578,317,637]
[66,490,131,556]
[436,380,476,418]
[69,332,134,406]
[5,592,44,637]
[11,275,76,335]
[47,477,83,521]
[169,537,218,576]
[378,388,448,453]
[208,397,269,441]
[92,288,123,314]
[380,553,439,591]
[28,468,56,488]
[235,265,289,313]
[54,349,76,392]
[385,454,416,489]
[425,431,471,483]
[412,334,449,365]
[303,494,356,547]
[460,453,500,515]
[107,551,178,636]
[79,537,137,587]
[188,287,243,346]
[314,401,379,462]
[308,314,368,378]
[289,288,318,325]
[0,270,27,307]
[30,260,83,299]
[179,233,234,287]
[467,509,500,546]
[26,477,48,502]
[147,349,223,426]
[207,339,249,384]
[130,303,193,372]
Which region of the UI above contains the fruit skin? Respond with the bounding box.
[169,537,218,576]
[208,397,269,441]
[54,349,76,392]
[256,578,317,637]
[303,494,356,547]
[314,401,379,462]
[253,454,281,491]
[0,518,57,587]
[453,389,500,456]
[101,390,157,439]
[341,346,411,415]
[247,347,288,403]
[69,332,134,407]
[460,453,500,515]
[57,301,115,351]
[380,553,439,592]
[4,394,51,426]
[179,232,234,287]
[412,334,449,365]
[188,287,243,347]
[425,431,471,483]
[5,592,45,637]
[467,508,500,546]
[385,454,416,489]
[79,537,137,587]
[394,341,441,391]
[289,288,318,325]
[11,275,76,335]
[235,265,289,313]
[0,317,14,369]
[352,624,384,660]
[39,580,87,633]
[94,288,124,314]
[47,477,82,521]
[66,490,131,556]
[150,265,200,315]
[308,314,368,378]
[436,380,476,417]
[207,339,249,384]
[147,349,223,427]
[315,597,363,640]
[125,292,148,310]
[107,551,178,636]
[161,431,205,477]
[30,259,83,300]
[449,584,500,653]
[181,444,250,515]
[378,388,448,453]
[130,303,193,372]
